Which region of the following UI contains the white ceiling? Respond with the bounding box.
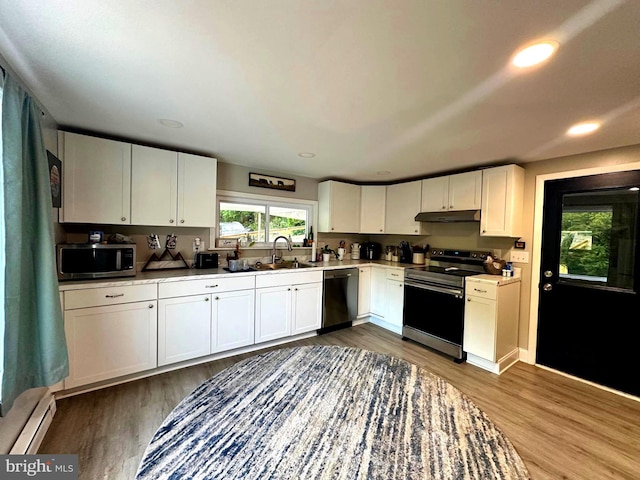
[1,0,639,182]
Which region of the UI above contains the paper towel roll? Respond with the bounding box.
[311,242,317,262]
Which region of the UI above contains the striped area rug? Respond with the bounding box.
[136,345,530,479]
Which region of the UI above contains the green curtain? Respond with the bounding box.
[0,71,68,416]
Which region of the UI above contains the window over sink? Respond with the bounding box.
[217,194,314,248]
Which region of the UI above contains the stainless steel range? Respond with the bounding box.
[402,248,490,362]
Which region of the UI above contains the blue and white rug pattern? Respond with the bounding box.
[136,345,530,479]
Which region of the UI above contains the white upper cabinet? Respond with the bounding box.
[359,185,386,234]
[131,146,217,227]
[448,171,482,210]
[131,145,178,226]
[60,132,132,224]
[480,165,524,237]
[178,152,217,227]
[420,176,449,212]
[318,180,361,233]
[385,181,426,235]
[420,171,482,212]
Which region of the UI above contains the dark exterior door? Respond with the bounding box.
[537,170,640,396]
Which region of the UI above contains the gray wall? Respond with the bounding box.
[217,162,319,201]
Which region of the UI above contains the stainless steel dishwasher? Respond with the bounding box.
[322,268,359,330]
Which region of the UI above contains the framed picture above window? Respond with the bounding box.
[249,172,296,192]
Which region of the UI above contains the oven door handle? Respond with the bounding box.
[405,280,463,298]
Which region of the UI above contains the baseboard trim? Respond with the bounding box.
[10,391,56,454]
[535,364,640,403]
[466,348,519,375]
[56,331,319,399]
[368,316,402,335]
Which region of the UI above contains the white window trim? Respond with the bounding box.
[211,189,318,249]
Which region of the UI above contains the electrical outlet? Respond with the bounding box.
[492,249,502,260]
[193,237,203,253]
[510,250,529,263]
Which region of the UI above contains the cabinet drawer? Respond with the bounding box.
[65,284,157,310]
[465,281,497,300]
[386,269,404,281]
[255,270,323,288]
[159,275,255,298]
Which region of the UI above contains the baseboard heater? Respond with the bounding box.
[10,391,56,454]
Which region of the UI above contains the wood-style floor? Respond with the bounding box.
[39,323,640,479]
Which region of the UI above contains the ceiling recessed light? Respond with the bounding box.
[298,152,315,158]
[512,41,559,68]
[158,119,184,128]
[566,121,600,136]
[377,171,391,176]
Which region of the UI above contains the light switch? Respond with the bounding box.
[510,251,529,263]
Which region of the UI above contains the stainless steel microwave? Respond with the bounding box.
[57,243,137,280]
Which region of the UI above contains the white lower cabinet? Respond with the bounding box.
[291,282,323,335]
[255,286,292,342]
[357,266,371,317]
[369,267,404,334]
[463,277,520,373]
[213,289,255,352]
[370,266,387,318]
[255,271,323,343]
[64,300,158,389]
[385,277,404,332]
[158,295,211,367]
[158,276,256,366]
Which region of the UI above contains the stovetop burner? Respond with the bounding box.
[404,248,491,288]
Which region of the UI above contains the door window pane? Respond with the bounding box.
[560,188,637,289]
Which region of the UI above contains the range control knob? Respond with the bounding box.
[472,253,477,258]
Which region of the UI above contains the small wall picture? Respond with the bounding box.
[47,150,62,208]
[249,172,296,192]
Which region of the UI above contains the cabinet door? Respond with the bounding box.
[318,181,361,233]
[158,295,211,367]
[360,185,386,233]
[463,295,497,360]
[370,267,387,318]
[480,165,524,237]
[61,132,131,224]
[385,181,422,234]
[213,289,255,352]
[385,278,404,331]
[357,267,371,317]
[131,145,178,226]
[420,177,449,212]
[178,153,217,227]
[255,286,292,343]
[291,282,322,335]
[64,301,157,388]
[449,171,482,211]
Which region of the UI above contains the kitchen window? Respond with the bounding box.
[217,195,313,247]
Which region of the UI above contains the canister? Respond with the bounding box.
[412,252,425,264]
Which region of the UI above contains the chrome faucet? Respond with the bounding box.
[271,235,293,263]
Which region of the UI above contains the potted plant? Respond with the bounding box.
[321,245,334,262]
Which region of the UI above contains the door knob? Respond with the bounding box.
[543,283,553,292]
[544,270,553,278]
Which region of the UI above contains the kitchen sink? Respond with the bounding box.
[254,261,315,270]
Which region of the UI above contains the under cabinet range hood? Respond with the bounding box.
[414,210,481,223]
